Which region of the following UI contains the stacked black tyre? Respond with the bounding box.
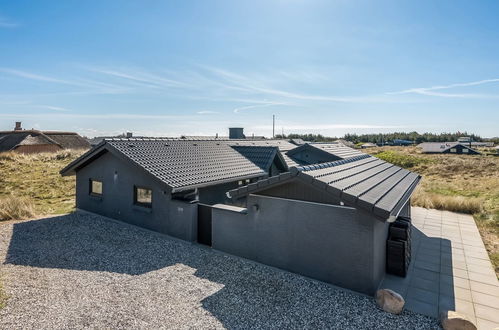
[386,216,412,277]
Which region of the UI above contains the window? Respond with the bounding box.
[463,148,469,153]
[134,186,152,207]
[89,179,103,196]
[450,148,457,153]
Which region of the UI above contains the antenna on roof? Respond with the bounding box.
[272,115,275,139]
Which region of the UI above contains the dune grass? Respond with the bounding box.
[0,150,84,220]
[370,147,499,275]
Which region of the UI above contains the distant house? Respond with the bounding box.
[392,139,414,146]
[419,142,481,155]
[61,130,421,296]
[0,122,90,154]
[360,142,378,149]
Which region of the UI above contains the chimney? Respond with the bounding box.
[229,127,245,139]
[126,132,133,138]
[14,121,22,131]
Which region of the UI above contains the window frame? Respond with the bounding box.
[134,185,153,208]
[89,178,103,197]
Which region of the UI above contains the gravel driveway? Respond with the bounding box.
[0,212,440,329]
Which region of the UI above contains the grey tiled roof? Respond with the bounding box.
[419,142,480,154]
[307,143,365,159]
[62,139,266,192]
[229,154,420,219]
[231,146,279,171]
[224,140,300,167]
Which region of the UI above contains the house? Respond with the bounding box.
[61,132,421,296]
[419,142,481,155]
[392,139,414,146]
[0,122,90,154]
[360,142,378,148]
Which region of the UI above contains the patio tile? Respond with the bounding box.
[471,292,499,309]
[417,252,441,264]
[474,304,499,323]
[469,281,499,296]
[415,260,440,272]
[440,266,469,279]
[465,250,491,260]
[439,296,475,319]
[411,276,439,292]
[407,287,438,305]
[406,298,439,318]
[466,257,495,268]
[467,264,496,276]
[468,272,498,285]
[440,274,471,290]
[412,268,439,282]
[476,318,499,330]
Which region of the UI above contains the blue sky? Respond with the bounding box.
[1,1,498,138]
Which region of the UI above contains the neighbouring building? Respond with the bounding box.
[360,142,378,149]
[0,122,90,154]
[418,142,481,155]
[61,130,421,296]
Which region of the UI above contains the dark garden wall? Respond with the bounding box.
[212,194,389,295]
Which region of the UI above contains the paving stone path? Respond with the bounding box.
[381,207,499,330]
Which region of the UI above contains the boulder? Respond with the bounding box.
[440,311,477,330]
[375,289,405,314]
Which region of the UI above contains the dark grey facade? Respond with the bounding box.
[75,151,199,241]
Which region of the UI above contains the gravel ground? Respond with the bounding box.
[0,212,440,329]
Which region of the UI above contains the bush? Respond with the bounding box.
[374,150,429,168]
[0,196,36,221]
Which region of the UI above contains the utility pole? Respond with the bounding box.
[272,115,275,138]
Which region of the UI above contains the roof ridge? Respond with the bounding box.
[294,154,371,172]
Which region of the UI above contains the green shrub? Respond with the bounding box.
[374,150,429,168]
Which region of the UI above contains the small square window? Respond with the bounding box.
[450,148,457,153]
[463,149,469,153]
[90,179,103,196]
[134,186,152,207]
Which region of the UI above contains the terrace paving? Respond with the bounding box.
[381,207,499,329]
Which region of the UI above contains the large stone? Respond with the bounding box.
[375,289,405,314]
[440,311,477,330]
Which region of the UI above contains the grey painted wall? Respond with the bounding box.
[75,151,198,241]
[198,181,243,205]
[212,194,388,295]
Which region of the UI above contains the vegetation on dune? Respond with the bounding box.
[276,131,498,144]
[0,150,83,221]
[369,147,499,275]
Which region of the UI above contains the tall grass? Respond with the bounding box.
[411,187,484,214]
[0,149,84,220]
[0,196,36,221]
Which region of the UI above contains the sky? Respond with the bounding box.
[0,0,498,138]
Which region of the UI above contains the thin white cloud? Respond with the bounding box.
[87,67,188,89]
[37,105,71,112]
[0,113,196,120]
[196,110,219,114]
[252,124,407,130]
[0,17,19,28]
[0,68,131,94]
[0,68,74,84]
[387,78,499,98]
[233,102,288,113]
